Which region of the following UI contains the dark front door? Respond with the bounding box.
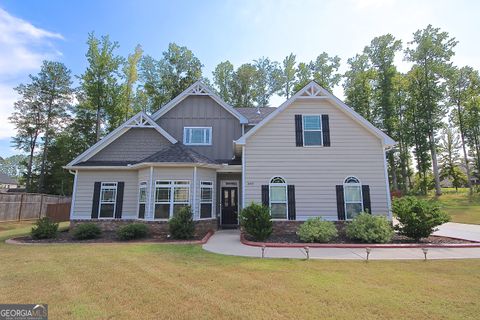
[221,187,238,226]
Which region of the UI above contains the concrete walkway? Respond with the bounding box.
[203,230,480,260]
[433,222,480,242]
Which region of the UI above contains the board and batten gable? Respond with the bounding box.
[72,170,139,219]
[89,128,171,162]
[156,95,242,161]
[243,99,389,220]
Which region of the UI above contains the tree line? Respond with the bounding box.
[6,25,480,196]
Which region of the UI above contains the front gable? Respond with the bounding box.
[236,81,395,148]
[66,112,176,167]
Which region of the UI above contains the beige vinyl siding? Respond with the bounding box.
[90,128,171,162]
[244,100,389,219]
[196,168,217,219]
[72,170,139,219]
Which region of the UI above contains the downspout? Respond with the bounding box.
[383,145,393,221]
[68,170,78,220]
[242,145,246,209]
[193,166,198,220]
[148,166,154,220]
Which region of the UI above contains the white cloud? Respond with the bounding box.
[0,7,63,144]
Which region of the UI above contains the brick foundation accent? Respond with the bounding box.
[272,220,348,236]
[70,219,218,239]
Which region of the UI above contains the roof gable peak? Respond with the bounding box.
[151,80,248,123]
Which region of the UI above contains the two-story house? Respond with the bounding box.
[65,80,395,236]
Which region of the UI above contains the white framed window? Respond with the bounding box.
[154,180,190,219]
[99,182,117,218]
[138,181,147,219]
[303,115,322,146]
[200,181,213,219]
[183,127,212,145]
[269,177,288,219]
[344,176,363,220]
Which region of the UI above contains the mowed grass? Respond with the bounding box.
[427,188,480,224]
[0,222,479,319]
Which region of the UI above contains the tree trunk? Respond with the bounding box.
[429,130,442,196]
[388,152,398,191]
[38,114,52,193]
[96,104,101,142]
[26,143,35,191]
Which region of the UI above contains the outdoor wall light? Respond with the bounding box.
[422,248,428,260]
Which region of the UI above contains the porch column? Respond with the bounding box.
[148,166,154,220]
[192,166,197,220]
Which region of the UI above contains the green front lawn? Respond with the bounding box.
[427,188,480,224]
[0,222,479,319]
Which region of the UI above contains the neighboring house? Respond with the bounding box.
[0,172,19,191]
[65,81,395,235]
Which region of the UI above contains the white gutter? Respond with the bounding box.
[241,145,246,209]
[383,145,393,221]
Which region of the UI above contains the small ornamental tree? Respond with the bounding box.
[393,196,450,241]
[169,206,195,239]
[239,202,273,241]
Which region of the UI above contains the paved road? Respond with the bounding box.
[433,222,480,242]
[203,230,480,260]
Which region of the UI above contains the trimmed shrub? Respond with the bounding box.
[239,202,272,241]
[297,217,338,243]
[169,206,195,239]
[117,223,149,241]
[31,217,59,239]
[346,213,394,243]
[73,223,102,240]
[393,196,450,241]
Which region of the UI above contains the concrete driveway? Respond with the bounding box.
[433,222,480,242]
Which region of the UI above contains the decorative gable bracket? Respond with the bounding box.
[299,83,329,98]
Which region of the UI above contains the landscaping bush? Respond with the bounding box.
[297,217,338,243]
[117,223,149,241]
[31,217,59,239]
[346,213,394,243]
[239,202,272,241]
[73,223,102,240]
[393,196,450,241]
[169,206,195,239]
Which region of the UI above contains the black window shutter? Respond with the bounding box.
[362,185,371,214]
[287,185,296,220]
[322,114,330,146]
[295,115,303,146]
[336,185,345,220]
[91,182,101,219]
[115,182,125,219]
[261,185,269,207]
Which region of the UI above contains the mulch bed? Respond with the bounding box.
[246,233,474,245]
[12,229,207,244]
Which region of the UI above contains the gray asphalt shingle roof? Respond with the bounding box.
[141,144,218,164]
[236,107,277,124]
[0,172,18,184]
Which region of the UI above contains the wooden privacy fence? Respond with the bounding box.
[46,202,71,222]
[0,193,71,222]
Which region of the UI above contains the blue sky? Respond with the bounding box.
[0,0,479,157]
